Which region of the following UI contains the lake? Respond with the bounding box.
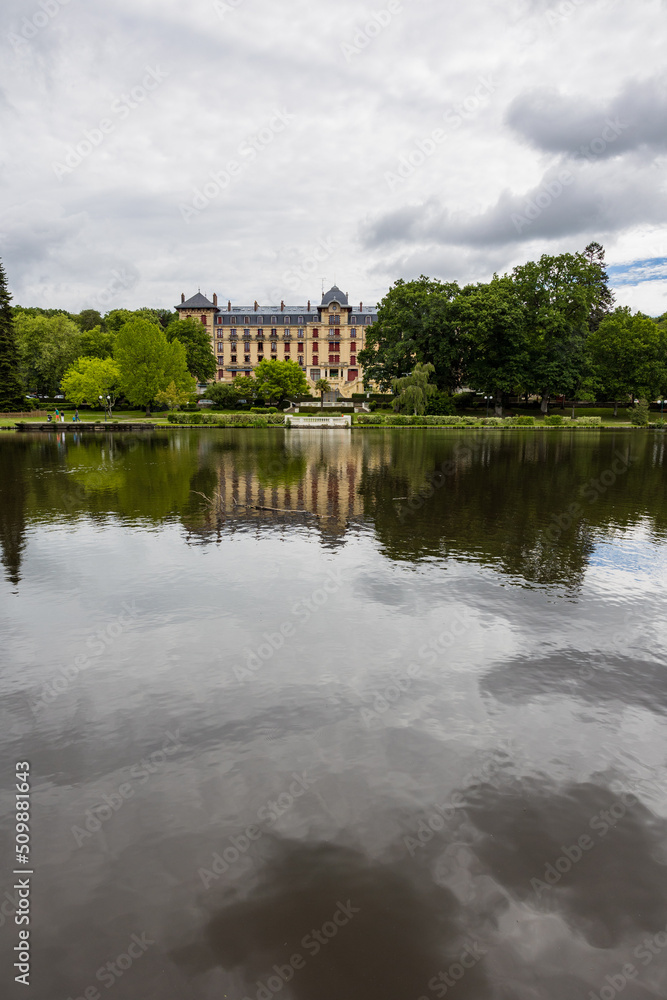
[2,427,667,1000]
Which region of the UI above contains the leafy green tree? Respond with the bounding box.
[456,275,531,416]
[588,307,667,414]
[628,398,650,426]
[166,319,216,382]
[583,242,615,332]
[253,359,309,405]
[512,251,603,413]
[204,381,241,409]
[13,312,83,395]
[358,276,462,391]
[314,377,331,409]
[61,357,121,409]
[114,319,194,415]
[75,309,105,332]
[78,325,115,359]
[154,381,193,410]
[0,259,26,410]
[392,362,437,415]
[232,376,260,405]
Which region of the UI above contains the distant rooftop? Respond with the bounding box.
[176,291,216,310]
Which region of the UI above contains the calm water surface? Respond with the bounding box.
[1,428,667,1000]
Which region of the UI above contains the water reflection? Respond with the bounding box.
[2,429,666,593]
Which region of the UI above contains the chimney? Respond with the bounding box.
[307,299,311,310]
[254,300,258,311]
[360,301,363,311]
[213,292,218,307]
[181,293,185,303]
[227,300,231,311]
[280,300,285,311]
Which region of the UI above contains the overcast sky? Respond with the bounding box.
[1,0,666,315]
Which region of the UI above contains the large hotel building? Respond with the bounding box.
[176,285,377,396]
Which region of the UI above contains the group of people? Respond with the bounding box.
[47,408,79,423]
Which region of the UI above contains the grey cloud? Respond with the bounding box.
[506,75,667,158]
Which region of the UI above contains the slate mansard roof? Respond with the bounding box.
[176,292,217,310]
[321,285,348,306]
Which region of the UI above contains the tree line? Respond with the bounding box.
[358,243,667,415]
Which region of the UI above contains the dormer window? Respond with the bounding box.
[365,316,371,324]
[298,316,304,323]
[271,315,277,323]
[244,315,250,324]
[231,316,236,324]
[257,316,264,324]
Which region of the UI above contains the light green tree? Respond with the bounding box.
[114,319,194,415]
[13,312,83,395]
[154,381,193,410]
[61,357,121,412]
[253,358,309,406]
[391,362,437,415]
[314,377,331,409]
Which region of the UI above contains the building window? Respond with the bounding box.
[310,368,320,380]
[244,355,251,363]
[329,369,339,378]
[312,356,318,365]
[244,328,250,336]
[284,344,290,353]
[231,316,236,324]
[284,327,290,336]
[231,371,237,378]
[298,316,304,323]
[348,368,358,382]
[271,343,277,353]
[350,341,356,351]
[200,314,207,324]
[350,354,356,364]
[271,327,277,336]
[257,328,263,336]
[271,315,277,323]
[257,316,263,324]
[231,355,237,362]
[297,329,304,339]
[298,342,304,352]
[312,329,318,338]
[365,316,371,324]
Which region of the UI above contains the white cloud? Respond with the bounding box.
[0,0,666,312]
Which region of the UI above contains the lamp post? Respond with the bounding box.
[106,395,111,421]
[98,395,106,421]
[484,395,490,417]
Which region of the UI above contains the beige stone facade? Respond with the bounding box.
[176,286,377,398]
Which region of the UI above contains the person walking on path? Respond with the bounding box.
[54,407,59,421]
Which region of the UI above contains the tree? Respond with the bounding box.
[391,363,437,415]
[13,311,83,396]
[0,259,26,410]
[75,309,105,332]
[588,307,667,415]
[583,242,615,332]
[154,381,193,410]
[358,276,462,391]
[78,326,115,359]
[455,275,531,416]
[512,251,604,413]
[114,319,194,415]
[60,357,121,410]
[232,376,260,405]
[314,377,331,409]
[253,359,309,406]
[204,381,241,409]
[166,319,216,382]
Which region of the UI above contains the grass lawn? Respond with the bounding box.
[1,410,172,428]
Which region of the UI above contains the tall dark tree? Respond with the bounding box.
[166,318,217,382]
[583,242,615,332]
[0,259,27,410]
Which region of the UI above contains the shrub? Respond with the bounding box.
[385,414,413,425]
[628,399,650,426]
[354,414,383,425]
[654,418,666,429]
[480,417,504,426]
[543,414,564,426]
[574,416,602,426]
[452,391,476,410]
[512,415,535,426]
